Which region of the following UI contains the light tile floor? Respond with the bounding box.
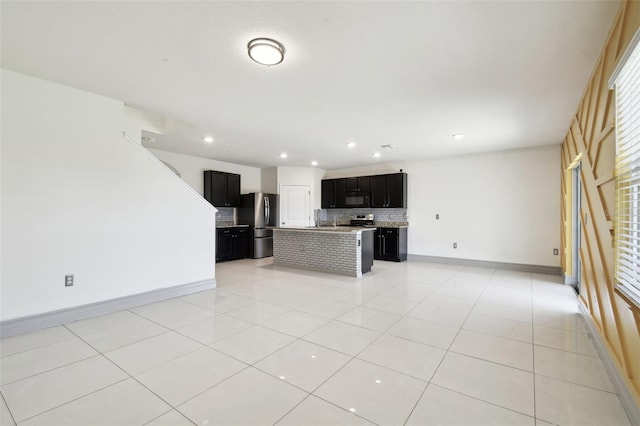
[0,259,634,425]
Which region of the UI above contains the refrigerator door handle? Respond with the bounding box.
[265,196,270,225]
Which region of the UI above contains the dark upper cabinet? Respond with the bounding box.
[335,179,346,207]
[386,173,406,208]
[370,175,387,208]
[204,171,241,207]
[370,173,407,208]
[322,173,406,209]
[321,179,347,208]
[345,177,370,193]
[226,173,240,207]
[321,179,336,208]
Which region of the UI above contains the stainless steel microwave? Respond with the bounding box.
[345,192,370,208]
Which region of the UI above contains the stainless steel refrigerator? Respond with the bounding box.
[238,193,279,258]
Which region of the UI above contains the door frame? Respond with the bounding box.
[565,153,583,293]
[279,184,311,227]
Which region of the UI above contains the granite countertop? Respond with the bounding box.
[216,224,250,228]
[317,221,409,228]
[273,226,376,233]
[374,222,409,228]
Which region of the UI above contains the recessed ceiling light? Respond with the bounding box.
[203,136,214,143]
[247,38,285,66]
[311,160,318,166]
[373,152,381,158]
[452,133,465,140]
[346,141,356,148]
[280,152,288,159]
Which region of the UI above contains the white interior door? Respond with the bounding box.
[280,184,310,227]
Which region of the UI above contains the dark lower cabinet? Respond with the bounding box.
[374,227,407,262]
[216,227,248,262]
[361,230,374,273]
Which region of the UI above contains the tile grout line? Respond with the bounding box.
[0,389,17,426]
[0,329,78,359]
[61,322,212,424]
[0,345,100,388]
[259,269,456,425]
[530,272,539,423]
[3,262,592,425]
[140,408,197,426]
[402,267,497,424]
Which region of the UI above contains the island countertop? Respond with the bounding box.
[272,226,376,233]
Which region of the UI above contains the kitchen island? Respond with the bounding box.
[272,226,375,277]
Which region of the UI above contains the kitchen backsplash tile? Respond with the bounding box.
[215,206,407,228]
[216,207,236,227]
[319,208,408,226]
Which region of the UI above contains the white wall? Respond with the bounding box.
[324,163,406,179]
[1,70,217,321]
[261,167,278,194]
[147,149,262,196]
[277,167,326,211]
[123,105,166,144]
[326,145,561,267]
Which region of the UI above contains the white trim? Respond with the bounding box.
[0,279,216,338]
[615,283,640,311]
[608,27,640,89]
[407,254,562,276]
[578,302,640,426]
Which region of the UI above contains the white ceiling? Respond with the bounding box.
[1,1,620,169]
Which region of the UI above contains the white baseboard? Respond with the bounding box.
[0,279,216,338]
[408,254,562,276]
[579,302,640,426]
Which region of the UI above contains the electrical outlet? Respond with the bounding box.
[436,214,439,220]
[65,274,74,287]
[553,248,559,255]
[453,243,457,249]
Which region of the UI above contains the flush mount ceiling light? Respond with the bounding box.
[203,136,214,143]
[452,133,465,140]
[247,38,285,66]
[373,152,381,158]
[346,141,356,148]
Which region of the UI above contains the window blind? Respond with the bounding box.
[614,33,640,308]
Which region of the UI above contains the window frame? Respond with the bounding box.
[610,28,640,310]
